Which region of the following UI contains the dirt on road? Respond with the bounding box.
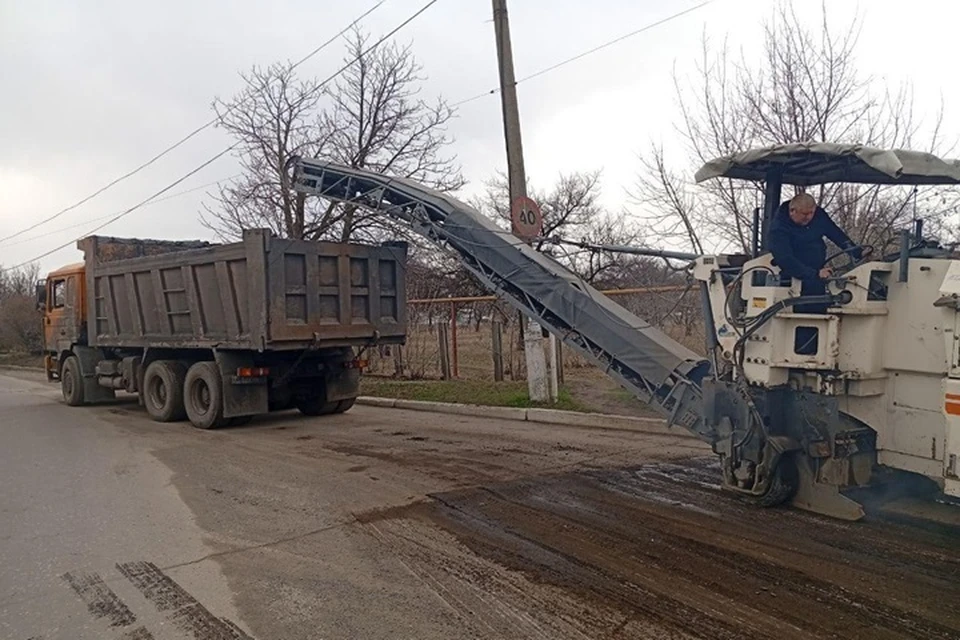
[9,367,958,640]
[145,407,960,639]
[378,460,960,639]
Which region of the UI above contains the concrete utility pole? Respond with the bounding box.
[491,0,550,403]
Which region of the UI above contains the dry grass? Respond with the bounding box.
[0,351,44,368]
[361,377,585,412]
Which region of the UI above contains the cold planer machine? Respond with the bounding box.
[292,142,960,520]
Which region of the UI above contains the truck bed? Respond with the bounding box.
[79,229,407,351]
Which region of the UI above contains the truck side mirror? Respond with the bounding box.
[35,280,47,311]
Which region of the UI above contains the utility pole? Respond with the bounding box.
[491,0,550,403]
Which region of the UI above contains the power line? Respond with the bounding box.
[303,0,440,102]
[292,0,386,69]
[2,175,240,248]
[2,147,238,273]
[6,0,443,270]
[0,0,387,246]
[452,0,715,108]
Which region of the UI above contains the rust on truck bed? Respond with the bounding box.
[77,229,407,352]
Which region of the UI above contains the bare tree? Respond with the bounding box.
[471,170,646,283]
[204,64,321,240]
[203,28,464,242]
[633,0,958,254]
[0,263,40,299]
[0,263,42,353]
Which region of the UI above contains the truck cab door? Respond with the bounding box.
[46,276,80,352]
[44,278,64,352]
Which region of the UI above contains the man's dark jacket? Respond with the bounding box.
[768,201,858,284]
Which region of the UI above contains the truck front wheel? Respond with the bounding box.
[61,356,84,406]
[143,360,187,422]
[184,362,226,430]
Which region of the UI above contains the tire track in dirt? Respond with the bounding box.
[61,571,137,628]
[117,561,252,640]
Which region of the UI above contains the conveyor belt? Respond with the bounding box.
[293,158,713,440]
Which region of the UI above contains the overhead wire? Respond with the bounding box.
[452,0,716,108]
[1,145,239,273]
[8,0,442,270]
[2,175,240,247]
[0,0,388,246]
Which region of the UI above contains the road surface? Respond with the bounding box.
[1,369,958,639]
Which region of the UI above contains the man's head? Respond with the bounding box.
[788,193,817,226]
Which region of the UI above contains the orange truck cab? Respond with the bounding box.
[39,262,86,382]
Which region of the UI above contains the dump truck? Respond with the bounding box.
[39,229,407,428]
[291,144,960,520]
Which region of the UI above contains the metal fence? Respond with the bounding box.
[364,284,705,382]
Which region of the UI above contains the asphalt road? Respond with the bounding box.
[2,369,959,640]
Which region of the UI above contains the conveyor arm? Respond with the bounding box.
[292,159,714,440]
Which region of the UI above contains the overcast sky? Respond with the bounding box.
[2,0,958,272]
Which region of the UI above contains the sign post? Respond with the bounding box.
[509,194,557,402]
[493,0,550,403]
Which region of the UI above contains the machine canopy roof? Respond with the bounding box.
[695,142,960,186]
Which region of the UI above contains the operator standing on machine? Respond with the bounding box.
[768,193,861,314]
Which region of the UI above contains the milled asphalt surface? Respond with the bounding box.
[4,368,957,640]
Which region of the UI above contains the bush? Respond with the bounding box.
[0,295,43,354]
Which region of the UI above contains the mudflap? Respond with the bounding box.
[73,345,116,404]
[215,351,268,419]
[325,366,360,403]
[789,453,866,521]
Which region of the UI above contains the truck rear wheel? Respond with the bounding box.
[61,356,84,406]
[295,393,334,416]
[184,362,226,430]
[143,360,187,422]
[333,398,356,414]
[296,396,356,416]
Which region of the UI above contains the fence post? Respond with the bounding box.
[548,334,559,402]
[492,320,504,382]
[393,345,404,378]
[450,300,459,378]
[438,323,451,380]
[556,339,564,385]
[516,310,525,349]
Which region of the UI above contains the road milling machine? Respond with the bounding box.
[292,142,960,520]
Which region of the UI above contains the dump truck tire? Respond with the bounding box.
[143,360,187,422]
[333,398,356,414]
[61,356,84,406]
[295,394,335,416]
[297,397,355,417]
[184,362,226,430]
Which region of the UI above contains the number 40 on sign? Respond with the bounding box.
[510,196,543,241]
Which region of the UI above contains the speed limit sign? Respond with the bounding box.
[510,196,543,241]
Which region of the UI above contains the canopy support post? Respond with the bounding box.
[760,169,783,252]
